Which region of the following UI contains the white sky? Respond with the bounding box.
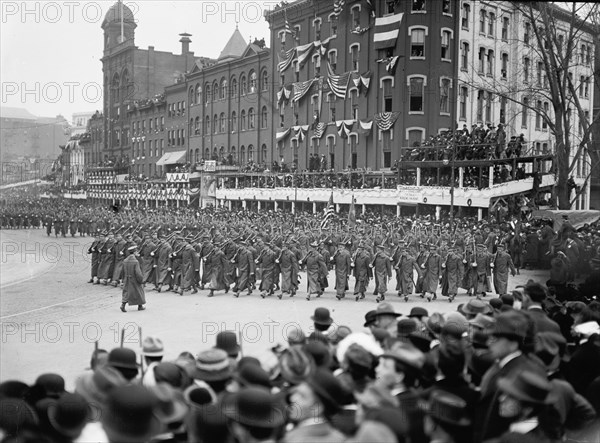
[1,1,274,122]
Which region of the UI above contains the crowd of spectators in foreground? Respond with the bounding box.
[1,278,600,443]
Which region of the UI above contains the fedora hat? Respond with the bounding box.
[193,349,233,382]
[233,364,272,389]
[215,331,241,358]
[422,390,471,427]
[311,307,333,326]
[468,313,495,330]
[108,347,139,370]
[381,340,425,370]
[424,312,445,337]
[491,311,529,341]
[150,383,189,425]
[374,302,401,318]
[364,310,378,327]
[534,331,566,372]
[75,366,127,406]
[306,368,344,415]
[47,393,89,439]
[153,362,185,389]
[459,299,492,317]
[102,385,161,443]
[497,371,551,405]
[142,336,164,357]
[397,318,417,337]
[278,346,315,385]
[443,312,469,338]
[407,307,428,319]
[223,386,285,428]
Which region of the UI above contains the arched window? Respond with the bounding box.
[220,112,226,133]
[195,148,200,163]
[205,83,211,103]
[220,77,227,99]
[248,144,254,162]
[212,81,219,101]
[189,118,194,135]
[240,110,247,130]
[261,106,268,129]
[240,145,246,164]
[205,115,211,133]
[248,108,255,129]
[194,116,200,134]
[261,144,267,164]
[230,76,238,98]
[204,148,210,160]
[213,114,218,133]
[249,71,257,93]
[230,146,236,164]
[231,111,237,131]
[195,83,201,104]
[111,73,120,103]
[219,146,225,160]
[188,86,195,104]
[240,74,247,95]
[261,70,268,92]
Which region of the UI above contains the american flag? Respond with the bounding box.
[321,192,336,229]
[333,0,345,16]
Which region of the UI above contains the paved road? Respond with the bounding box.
[0,229,550,387]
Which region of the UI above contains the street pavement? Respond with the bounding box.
[0,229,550,388]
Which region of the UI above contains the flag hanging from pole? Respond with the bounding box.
[321,192,335,229]
[348,195,356,228]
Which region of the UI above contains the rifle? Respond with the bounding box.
[150,231,178,255]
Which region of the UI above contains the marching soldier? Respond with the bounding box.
[331,240,352,300]
[395,241,421,302]
[97,231,115,285]
[256,241,278,298]
[276,239,298,298]
[110,231,127,287]
[300,241,327,301]
[206,243,229,297]
[155,234,173,293]
[231,239,255,297]
[492,243,516,296]
[87,232,101,284]
[422,244,442,302]
[441,246,463,302]
[471,243,493,299]
[371,243,392,303]
[180,239,200,295]
[141,233,157,286]
[353,242,371,301]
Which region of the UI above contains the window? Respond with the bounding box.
[502,17,509,40]
[352,6,360,29]
[189,86,195,105]
[240,75,247,95]
[160,116,164,131]
[213,114,218,134]
[313,18,322,40]
[240,146,245,164]
[231,111,237,131]
[409,76,425,113]
[461,42,469,70]
[248,145,254,162]
[485,92,493,123]
[205,84,211,103]
[248,108,255,129]
[586,44,591,64]
[584,77,590,98]
[461,4,470,30]
[230,77,238,98]
[261,144,267,164]
[241,110,246,131]
[350,44,359,70]
[312,53,321,77]
[311,95,319,122]
[249,71,257,93]
[407,129,424,146]
[478,47,485,72]
[220,78,227,100]
[441,30,451,60]
[412,0,425,12]
[261,70,268,92]
[501,53,508,78]
[487,50,494,75]
[326,136,335,170]
[535,100,542,129]
[440,78,451,114]
[479,9,486,34]
[542,102,548,129]
[279,30,286,47]
[386,1,395,14]
[149,118,153,131]
[196,84,201,104]
[459,87,468,120]
[350,89,359,120]
[212,82,219,101]
[410,28,425,58]
[293,60,299,82]
[524,22,531,45]
[329,14,338,36]
[500,96,507,124]
[261,106,268,129]
[442,0,451,14]
[476,90,484,122]
[327,93,336,122]
[488,12,495,36]
[557,34,564,53]
[524,57,530,83]
[328,50,337,71]
[310,137,318,155]
[537,62,543,85]
[382,79,393,112]
[220,113,226,133]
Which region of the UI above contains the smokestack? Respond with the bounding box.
[179,32,192,55]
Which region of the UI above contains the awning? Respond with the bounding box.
[156,150,187,166]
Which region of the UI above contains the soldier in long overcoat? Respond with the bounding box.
[395,242,422,302]
[207,245,229,297]
[441,246,463,302]
[231,241,255,297]
[180,240,200,295]
[155,238,173,292]
[471,244,493,297]
[257,243,278,298]
[120,245,146,312]
[110,232,127,286]
[492,243,516,295]
[276,241,298,298]
[372,243,392,303]
[300,242,326,300]
[332,241,352,300]
[422,244,442,301]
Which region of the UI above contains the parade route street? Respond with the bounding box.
[1,229,550,388]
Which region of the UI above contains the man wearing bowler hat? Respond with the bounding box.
[474,310,545,441]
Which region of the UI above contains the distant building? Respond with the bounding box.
[71,112,94,137]
[0,106,69,161]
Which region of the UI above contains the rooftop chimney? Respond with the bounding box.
[179,32,192,55]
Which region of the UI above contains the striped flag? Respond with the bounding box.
[321,192,335,229]
[292,79,316,102]
[284,18,293,34]
[373,12,403,50]
[327,63,352,99]
[333,0,345,16]
[277,48,295,72]
[348,196,356,228]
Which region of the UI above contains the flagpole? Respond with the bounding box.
[119,0,124,43]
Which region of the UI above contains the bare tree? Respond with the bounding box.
[461,1,599,209]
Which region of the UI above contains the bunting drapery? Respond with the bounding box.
[292,79,316,102]
[376,56,399,75]
[277,86,292,108]
[336,120,354,139]
[357,119,373,136]
[332,0,345,16]
[327,63,352,99]
[295,42,314,68]
[373,12,404,50]
[313,122,327,139]
[293,125,309,141]
[276,128,291,142]
[277,48,295,72]
[374,112,400,131]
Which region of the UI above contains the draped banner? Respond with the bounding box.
[276,86,292,109]
[357,119,373,136]
[376,56,399,75]
[373,12,403,50]
[292,79,316,102]
[276,128,291,142]
[293,125,309,142]
[327,63,352,99]
[374,112,400,131]
[295,42,314,68]
[313,122,327,139]
[277,48,295,72]
[360,71,372,95]
[336,120,354,139]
